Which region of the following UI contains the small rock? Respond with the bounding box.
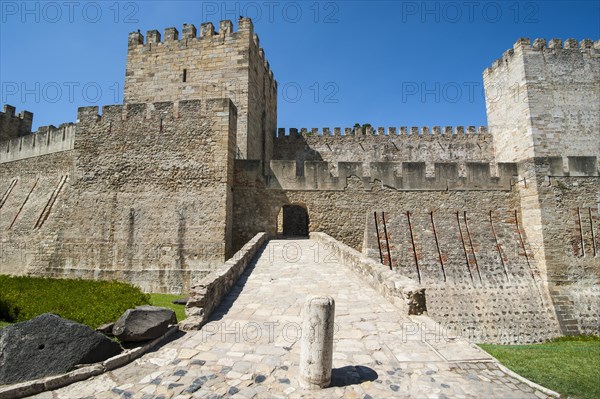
[113,306,177,342]
[171,297,188,305]
[96,322,115,336]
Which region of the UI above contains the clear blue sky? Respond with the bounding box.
[1,1,598,130]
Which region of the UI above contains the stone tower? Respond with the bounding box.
[0,104,33,142]
[484,38,600,335]
[124,18,277,164]
[484,38,599,163]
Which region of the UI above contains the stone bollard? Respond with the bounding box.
[299,295,335,389]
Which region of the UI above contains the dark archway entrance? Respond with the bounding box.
[282,205,309,237]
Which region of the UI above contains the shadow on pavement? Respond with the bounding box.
[330,365,378,387]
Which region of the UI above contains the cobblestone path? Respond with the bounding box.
[33,239,553,398]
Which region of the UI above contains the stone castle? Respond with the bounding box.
[0,19,598,343]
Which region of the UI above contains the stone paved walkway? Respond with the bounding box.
[33,239,553,398]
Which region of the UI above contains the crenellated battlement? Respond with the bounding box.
[0,123,75,164]
[273,126,495,164]
[240,157,598,193]
[252,33,274,82]
[126,18,275,86]
[234,159,518,191]
[484,37,599,75]
[77,99,236,128]
[1,104,33,122]
[0,104,34,142]
[275,126,490,141]
[128,19,251,46]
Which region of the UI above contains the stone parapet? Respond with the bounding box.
[182,232,268,330]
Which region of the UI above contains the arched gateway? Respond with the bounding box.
[279,205,309,237]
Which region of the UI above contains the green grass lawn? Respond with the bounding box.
[0,275,150,328]
[0,275,188,329]
[0,293,187,330]
[479,336,600,399]
[148,293,187,322]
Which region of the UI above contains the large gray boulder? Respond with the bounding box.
[113,306,177,342]
[0,313,122,385]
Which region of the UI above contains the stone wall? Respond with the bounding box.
[483,43,532,163]
[424,284,560,343]
[0,151,74,276]
[0,105,33,142]
[254,121,515,253]
[364,209,561,343]
[232,159,521,253]
[531,159,600,335]
[274,126,494,164]
[515,158,600,309]
[484,38,599,337]
[0,99,237,294]
[124,18,276,161]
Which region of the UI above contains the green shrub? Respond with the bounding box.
[0,296,19,321]
[0,275,150,328]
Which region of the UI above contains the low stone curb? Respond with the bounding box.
[0,325,179,399]
[494,360,561,398]
[450,359,561,398]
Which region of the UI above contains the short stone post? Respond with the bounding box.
[299,295,335,389]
